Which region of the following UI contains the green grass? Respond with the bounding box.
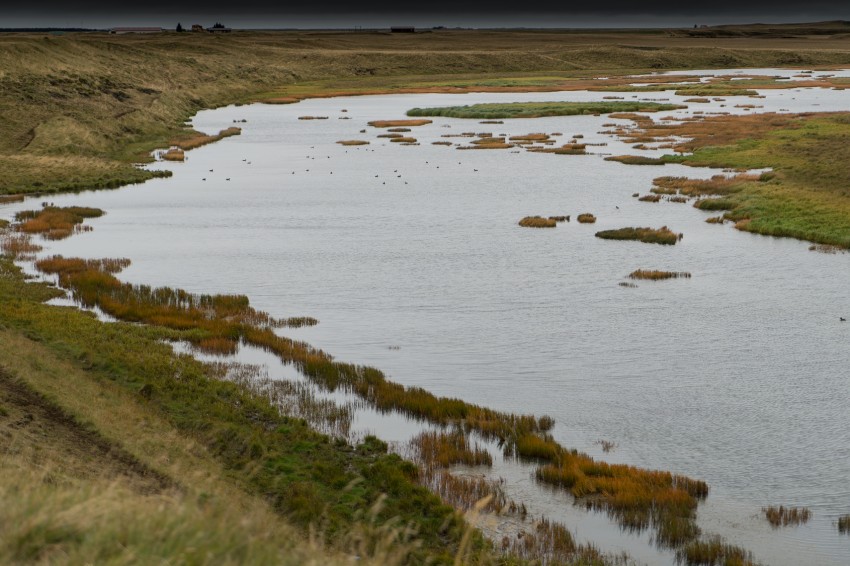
[663,114,850,247]
[407,101,685,120]
[0,255,477,564]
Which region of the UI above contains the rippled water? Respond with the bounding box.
[4,70,850,565]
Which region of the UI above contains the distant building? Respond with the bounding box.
[109,27,163,34]
[191,24,204,32]
[391,26,415,33]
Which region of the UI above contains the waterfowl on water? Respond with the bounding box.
[841,317,847,322]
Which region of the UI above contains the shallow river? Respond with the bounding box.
[4,69,850,565]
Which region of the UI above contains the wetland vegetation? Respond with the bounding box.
[596,227,681,245]
[407,101,685,120]
[4,27,850,565]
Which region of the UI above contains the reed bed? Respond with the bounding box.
[675,536,757,566]
[367,120,432,128]
[161,148,185,161]
[577,213,596,224]
[377,133,404,138]
[406,101,684,120]
[668,196,689,203]
[705,216,726,224]
[605,155,667,166]
[0,234,42,259]
[548,216,569,223]
[419,469,509,515]
[209,361,355,441]
[838,514,850,534]
[629,270,691,280]
[171,127,241,151]
[411,430,492,468]
[15,206,104,240]
[499,518,604,565]
[639,194,662,202]
[595,226,681,245]
[0,195,24,204]
[762,505,811,527]
[518,216,557,228]
[336,140,369,145]
[390,137,417,143]
[684,98,711,103]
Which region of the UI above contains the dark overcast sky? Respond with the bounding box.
[3,1,849,28]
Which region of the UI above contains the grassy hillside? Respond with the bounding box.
[3,30,850,196]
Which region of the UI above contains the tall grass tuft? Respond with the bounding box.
[762,505,811,527]
[577,213,597,224]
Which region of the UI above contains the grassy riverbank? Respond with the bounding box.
[0,254,499,564]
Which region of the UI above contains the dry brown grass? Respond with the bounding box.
[171,127,241,151]
[390,137,417,143]
[162,148,185,161]
[638,194,662,202]
[336,140,369,145]
[15,206,104,241]
[0,195,24,204]
[577,213,596,223]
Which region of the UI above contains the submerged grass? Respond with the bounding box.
[411,431,492,468]
[762,505,812,527]
[596,226,681,245]
[407,101,684,120]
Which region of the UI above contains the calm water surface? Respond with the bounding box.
[5,71,850,565]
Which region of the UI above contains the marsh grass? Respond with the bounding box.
[705,216,726,224]
[529,143,586,155]
[577,213,597,224]
[16,206,104,240]
[838,515,850,534]
[368,120,432,128]
[606,155,666,166]
[762,505,811,527]
[407,101,684,120]
[518,216,557,228]
[596,226,681,245]
[387,128,412,132]
[639,194,662,202]
[390,137,417,143]
[336,140,369,145]
[298,116,329,120]
[432,141,453,146]
[377,133,404,138]
[0,234,42,259]
[172,127,241,150]
[548,216,569,222]
[628,270,691,280]
[676,536,757,566]
[0,195,24,204]
[162,148,185,161]
[411,431,492,468]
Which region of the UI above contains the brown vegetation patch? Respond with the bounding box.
[519,216,557,228]
[606,155,666,166]
[297,116,328,120]
[336,140,370,145]
[628,270,691,280]
[390,137,417,143]
[15,206,104,241]
[0,195,25,204]
[638,194,661,202]
[576,213,596,224]
[368,119,432,128]
[387,127,412,132]
[509,133,550,141]
[171,127,241,151]
[412,430,492,468]
[596,226,681,245]
[431,141,453,146]
[162,148,185,161]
